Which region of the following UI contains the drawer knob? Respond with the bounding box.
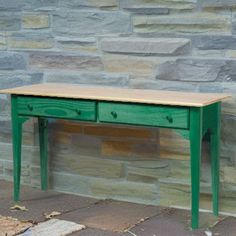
[76,109,82,115]
[111,111,117,119]
[27,104,33,111]
[166,115,173,123]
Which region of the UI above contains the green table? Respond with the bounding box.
[0,83,230,229]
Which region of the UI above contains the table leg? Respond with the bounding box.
[190,107,203,229]
[11,95,23,201]
[38,118,48,190]
[210,103,221,216]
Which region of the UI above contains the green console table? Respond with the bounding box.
[0,83,231,229]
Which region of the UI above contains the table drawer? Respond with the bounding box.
[17,96,96,121]
[98,102,189,129]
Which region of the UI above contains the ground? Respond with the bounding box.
[0,180,235,236]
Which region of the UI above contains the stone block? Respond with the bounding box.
[0,71,43,90]
[22,14,49,29]
[127,160,170,182]
[84,125,154,139]
[50,120,83,134]
[0,96,10,119]
[120,0,196,11]
[3,161,13,179]
[221,115,236,144]
[130,79,198,92]
[0,33,6,50]
[0,124,35,145]
[159,178,211,207]
[59,0,118,10]
[45,71,129,87]
[127,174,157,183]
[222,101,236,117]
[122,6,169,15]
[101,37,190,56]
[159,129,190,160]
[0,160,3,176]
[222,166,236,184]
[52,10,130,36]
[8,32,54,49]
[160,181,190,207]
[156,59,236,82]
[0,52,27,70]
[192,49,225,57]
[133,13,230,34]
[103,55,159,76]
[191,35,236,50]
[30,166,40,178]
[50,132,101,157]
[233,19,236,35]
[91,178,159,204]
[221,183,236,198]
[22,0,58,11]
[0,0,23,11]
[201,0,236,8]
[50,171,91,195]
[56,37,97,52]
[29,52,103,71]
[101,140,158,158]
[219,197,236,214]
[227,50,236,58]
[0,13,21,31]
[51,154,124,178]
[168,160,190,180]
[101,140,133,157]
[0,142,40,164]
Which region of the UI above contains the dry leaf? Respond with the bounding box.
[10,205,28,211]
[44,211,61,219]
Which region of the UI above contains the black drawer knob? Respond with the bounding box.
[27,104,33,111]
[111,111,117,119]
[166,115,173,123]
[76,109,82,115]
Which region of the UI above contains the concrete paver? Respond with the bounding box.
[57,199,164,232]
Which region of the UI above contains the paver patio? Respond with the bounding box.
[0,180,235,236]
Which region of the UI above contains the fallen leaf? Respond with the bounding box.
[44,211,61,219]
[10,205,28,211]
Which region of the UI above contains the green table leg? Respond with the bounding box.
[11,95,23,202]
[210,102,221,216]
[38,118,48,190]
[190,107,203,229]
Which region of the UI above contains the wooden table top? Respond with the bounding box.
[0,83,231,107]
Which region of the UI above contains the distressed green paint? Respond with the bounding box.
[98,102,189,129]
[38,117,48,191]
[202,102,221,217]
[210,102,221,216]
[190,107,203,229]
[17,96,96,121]
[11,95,23,201]
[202,103,220,136]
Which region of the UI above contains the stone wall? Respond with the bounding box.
[0,0,236,214]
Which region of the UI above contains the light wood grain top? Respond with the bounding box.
[0,83,231,107]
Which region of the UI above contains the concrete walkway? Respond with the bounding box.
[0,180,235,236]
